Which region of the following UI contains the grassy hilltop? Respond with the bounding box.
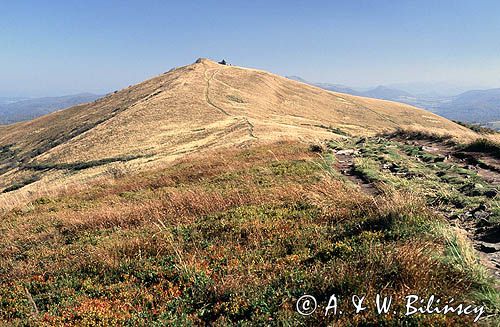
[0,60,499,325]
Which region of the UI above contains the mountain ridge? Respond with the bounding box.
[0,58,479,200]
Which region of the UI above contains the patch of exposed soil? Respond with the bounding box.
[334,150,379,196]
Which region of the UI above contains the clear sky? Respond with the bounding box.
[2,0,500,97]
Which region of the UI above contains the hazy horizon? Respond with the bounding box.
[1,73,495,99]
[2,1,500,97]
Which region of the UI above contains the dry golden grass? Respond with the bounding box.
[1,141,495,325]
[0,56,497,324]
[0,58,481,202]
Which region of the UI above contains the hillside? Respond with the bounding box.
[362,85,414,100]
[1,134,499,325]
[286,76,363,96]
[0,59,477,201]
[290,76,500,128]
[434,88,500,124]
[0,59,499,325]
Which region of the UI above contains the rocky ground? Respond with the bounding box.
[332,134,500,280]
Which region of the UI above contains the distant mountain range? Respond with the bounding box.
[287,76,500,130]
[0,93,102,124]
[435,89,500,123]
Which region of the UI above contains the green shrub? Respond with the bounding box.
[2,176,40,193]
[461,138,500,158]
[23,155,144,171]
[453,121,497,134]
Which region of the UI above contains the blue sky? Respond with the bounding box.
[1,0,500,97]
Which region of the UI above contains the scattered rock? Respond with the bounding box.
[381,162,400,172]
[480,242,500,253]
[355,138,366,145]
[484,189,498,198]
[472,204,488,213]
[309,144,324,153]
[422,146,439,152]
[459,183,484,196]
[468,204,490,220]
[336,149,357,155]
[479,226,500,243]
[476,218,492,228]
[460,211,473,220]
[473,210,490,220]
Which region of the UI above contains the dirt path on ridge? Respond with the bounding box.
[334,150,379,196]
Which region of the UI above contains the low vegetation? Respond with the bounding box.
[1,176,40,194]
[334,136,499,229]
[226,95,245,103]
[0,140,498,325]
[461,138,500,159]
[22,155,145,172]
[387,128,456,142]
[454,121,498,135]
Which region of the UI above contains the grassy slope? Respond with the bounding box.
[1,140,498,326]
[0,59,481,205]
[335,135,500,228]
